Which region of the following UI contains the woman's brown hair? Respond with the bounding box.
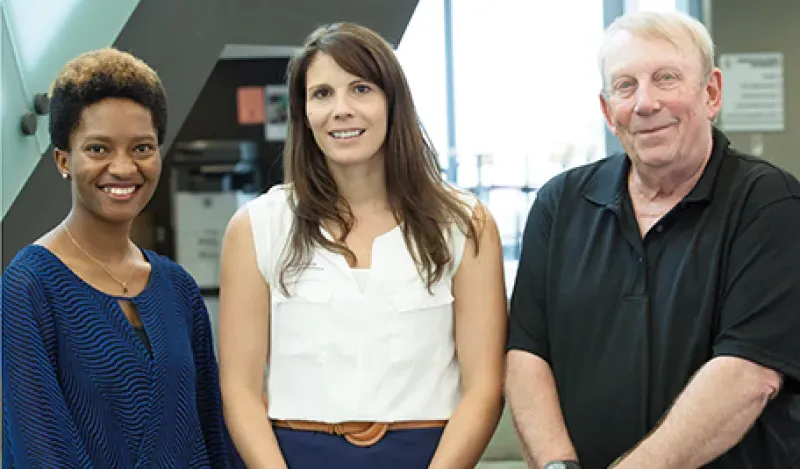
[279,22,479,295]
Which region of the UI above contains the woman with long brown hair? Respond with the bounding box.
[217,22,507,468]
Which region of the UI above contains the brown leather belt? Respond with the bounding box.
[271,419,447,447]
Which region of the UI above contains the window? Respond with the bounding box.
[399,0,607,295]
[625,0,678,12]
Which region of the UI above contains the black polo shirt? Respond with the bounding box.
[507,128,800,469]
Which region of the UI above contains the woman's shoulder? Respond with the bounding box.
[144,252,208,320]
[3,245,62,285]
[243,183,295,232]
[143,249,198,290]
[7,243,58,263]
[1,245,65,313]
[247,183,293,211]
[440,184,485,228]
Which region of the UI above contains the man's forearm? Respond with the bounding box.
[613,356,782,469]
[506,351,578,468]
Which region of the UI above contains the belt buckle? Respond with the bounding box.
[343,422,388,447]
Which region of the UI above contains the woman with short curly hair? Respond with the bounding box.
[2,48,237,468]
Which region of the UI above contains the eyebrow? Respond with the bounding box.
[611,63,683,78]
[81,133,157,142]
[307,79,368,92]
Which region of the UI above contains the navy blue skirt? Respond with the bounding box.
[275,426,444,469]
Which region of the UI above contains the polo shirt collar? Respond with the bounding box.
[582,126,730,209]
[684,126,729,203]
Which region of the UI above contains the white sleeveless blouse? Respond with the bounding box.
[246,184,475,422]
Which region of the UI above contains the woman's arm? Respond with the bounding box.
[2,262,93,468]
[217,208,287,469]
[185,272,242,468]
[428,203,508,469]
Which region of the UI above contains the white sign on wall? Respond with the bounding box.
[719,52,785,132]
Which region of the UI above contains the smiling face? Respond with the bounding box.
[304,52,388,169]
[55,97,161,225]
[599,31,722,169]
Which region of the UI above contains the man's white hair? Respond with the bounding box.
[599,11,715,90]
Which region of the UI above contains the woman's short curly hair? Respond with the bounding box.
[49,47,167,150]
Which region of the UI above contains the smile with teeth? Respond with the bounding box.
[103,186,138,197]
[330,129,365,139]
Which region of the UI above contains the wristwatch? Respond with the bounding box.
[543,461,581,469]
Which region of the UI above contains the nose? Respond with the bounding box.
[332,93,354,120]
[633,82,662,116]
[107,150,138,178]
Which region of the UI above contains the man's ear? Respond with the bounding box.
[705,68,723,121]
[599,92,617,135]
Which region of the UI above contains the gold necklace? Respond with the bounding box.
[63,225,137,295]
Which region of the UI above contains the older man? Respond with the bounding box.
[505,10,799,469]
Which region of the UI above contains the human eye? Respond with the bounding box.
[612,79,636,97]
[310,88,330,99]
[85,144,108,155]
[656,70,682,87]
[133,143,156,155]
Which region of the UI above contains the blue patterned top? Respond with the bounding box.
[2,245,238,468]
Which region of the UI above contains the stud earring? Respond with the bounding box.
[62,172,69,179]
